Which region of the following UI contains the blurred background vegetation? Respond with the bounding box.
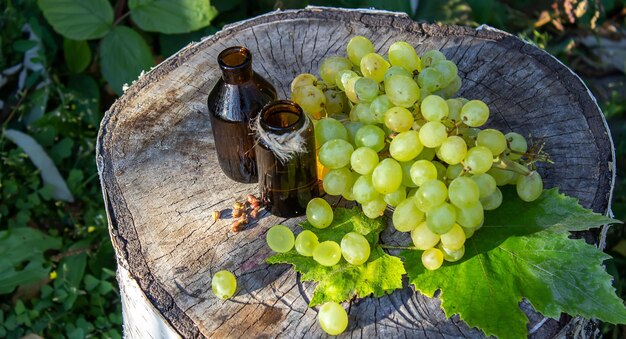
[0,0,624,337]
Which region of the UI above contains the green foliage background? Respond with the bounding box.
[0,0,624,337]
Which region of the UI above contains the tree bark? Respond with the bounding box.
[96,7,615,338]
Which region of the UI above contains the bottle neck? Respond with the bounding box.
[218,46,253,84]
[259,100,306,135]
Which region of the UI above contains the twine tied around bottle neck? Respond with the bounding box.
[252,115,311,164]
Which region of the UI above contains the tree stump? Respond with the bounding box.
[96,7,615,338]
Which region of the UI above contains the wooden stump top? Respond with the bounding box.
[96,7,615,338]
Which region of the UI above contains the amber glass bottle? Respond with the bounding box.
[256,100,319,217]
[207,46,277,183]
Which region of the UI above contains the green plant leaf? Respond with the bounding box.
[129,0,218,34]
[100,26,154,95]
[5,129,74,202]
[0,228,61,295]
[267,207,405,306]
[63,39,91,73]
[400,187,625,339]
[37,0,113,40]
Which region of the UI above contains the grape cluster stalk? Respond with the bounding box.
[266,35,547,335]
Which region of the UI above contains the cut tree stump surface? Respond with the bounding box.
[96,7,615,338]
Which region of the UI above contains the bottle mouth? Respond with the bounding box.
[218,46,252,70]
[260,100,305,134]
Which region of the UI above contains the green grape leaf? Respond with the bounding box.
[400,187,625,339]
[100,26,154,96]
[63,39,92,73]
[267,207,405,306]
[0,228,61,295]
[129,0,218,34]
[38,0,113,40]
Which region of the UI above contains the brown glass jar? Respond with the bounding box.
[255,100,319,217]
[207,46,277,183]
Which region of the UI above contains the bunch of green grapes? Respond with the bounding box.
[266,198,368,335]
[290,36,545,272]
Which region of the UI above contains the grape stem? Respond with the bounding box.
[493,157,532,176]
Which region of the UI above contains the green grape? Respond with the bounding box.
[420,95,449,122]
[315,117,348,148]
[445,163,464,180]
[319,56,352,86]
[432,161,446,180]
[211,270,237,299]
[400,160,417,188]
[360,53,390,83]
[370,95,393,123]
[290,73,317,92]
[266,224,295,253]
[440,224,465,251]
[372,158,402,194]
[306,198,334,229]
[460,100,490,127]
[477,129,507,156]
[437,136,467,165]
[414,179,448,213]
[421,50,446,68]
[384,106,414,132]
[353,102,376,124]
[355,77,379,102]
[318,302,348,335]
[341,232,371,265]
[410,160,438,186]
[362,197,387,219]
[345,76,361,104]
[458,126,480,147]
[422,248,444,270]
[438,243,465,262]
[384,66,412,81]
[464,146,493,174]
[417,67,444,92]
[324,89,350,115]
[454,201,484,228]
[352,175,380,204]
[385,75,420,108]
[336,69,358,92]
[462,225,475,239]
[446,98,464,121]
[292,85,326,119]
[319,139,354,169]
[388,41,421,72]
[411,221,440,250]
[432,60,458,86]
[295,230,319,257]
[418,121,447,148]
[505,132,527,161]
[354,125,386,152]
[342,171,360,201]
[470,173,497,198]
[345,121,365,145]
[415,147,435,161]
[390,130,423,161]
[392,198,424,232]
[517,171,543,202]
[507,171,520,185]
[350,147,379,175]
[426,202,456,234]
[419,87,431,104]
[347,35,375,66]
[323,167,354,196]
[313,241,342,267]
[480,187,502,210]
[384,185,407,207]
[440,75,462,98]
[487,167,515,186]
[448,176,480,208]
